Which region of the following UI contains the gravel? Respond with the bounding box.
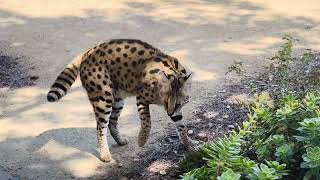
[0,54,37,89]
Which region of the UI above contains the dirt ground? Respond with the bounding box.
[0,0,320,179]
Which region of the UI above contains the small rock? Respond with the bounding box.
[228,125,235,129]
[159,170,167,175]
[208,94,217,98]
[118,163,123,168]
[187,130,194,135]
[208,123,214,128]
[226,105,231,109]
[196,132,208,141]
[217,118,223,121]
[204,111,218,119]
[223,115,229,119]
[269,75,274,81]
[133,158,140,162]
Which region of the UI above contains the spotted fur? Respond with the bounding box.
[47,39,193,162]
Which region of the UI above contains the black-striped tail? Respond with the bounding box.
[47,49,90,102]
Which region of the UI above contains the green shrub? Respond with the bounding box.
[268,35,295,86]
[226,35,320,101]
[180,92,320,179]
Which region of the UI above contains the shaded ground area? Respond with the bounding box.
[0,50,38,179]
[0,0,320,179]
[0,167,19,180]
[0,53,37,89]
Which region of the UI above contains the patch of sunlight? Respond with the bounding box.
[1,83,139,142]
[37,139,81,161]
[73,78,83,87]
[191,70,219,82]
[5,87,45,111]
[225,93,250,105]
[215,37,281,55]
[0,86,91,141]
[0,117,54,141]
[0,0,143,22]
[139,0,230,25]
[1,0,320,27]
[286,27,320,49]
[37,139,104,178]
[161,36,186,44]
[63,157,105,178]
[0,17,25,27]
[84,32,95,38]
[147,159,173,173]
[170,49,218,82]
[10,42,25,47]
[144,0,320,26]
[241,0,320,21]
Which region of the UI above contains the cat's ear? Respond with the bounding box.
[178,73,192,84]
[184,73,192,81]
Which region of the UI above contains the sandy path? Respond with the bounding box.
[0,0,320,179]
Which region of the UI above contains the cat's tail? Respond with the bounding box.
[47,48,91,102]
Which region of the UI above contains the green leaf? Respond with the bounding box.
[265,161,288,176]
[182,167,213,180]
[217,169,241,180]
[247,164,279,180]
[296,118,320,146]
[302,147,320,168]
[275,144,294,163]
